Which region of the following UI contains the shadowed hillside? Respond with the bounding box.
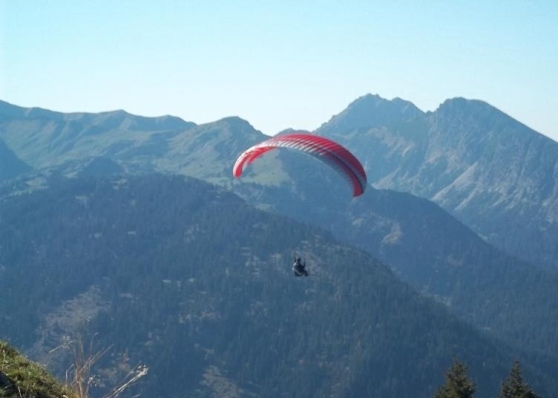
[1,175,556,397]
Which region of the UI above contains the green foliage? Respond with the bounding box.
[434,358,475,398]
[499,361,538,398]
[0,340,74,398]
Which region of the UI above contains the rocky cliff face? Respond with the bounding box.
[318,95,558,269]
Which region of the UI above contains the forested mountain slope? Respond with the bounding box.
[231,149,558,362]
[1,175,555,397]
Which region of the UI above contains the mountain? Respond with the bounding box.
[0,174,555,397]
[318,94,423,131]
[0,101,263,185]
[318,95,558,270]
[231,155,558,362]
[0,99,195,174]
[0,138,32,182]
[3,99,558,394]
[6,95,558,274]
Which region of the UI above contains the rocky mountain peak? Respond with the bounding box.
[318,94,424,133]
[434,97,502,120]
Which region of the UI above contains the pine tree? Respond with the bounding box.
[434,358,475,398]
[499,361,538,398]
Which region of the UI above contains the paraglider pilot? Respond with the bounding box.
[293,256,309,277]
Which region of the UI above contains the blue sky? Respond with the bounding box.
[1,1,557,139]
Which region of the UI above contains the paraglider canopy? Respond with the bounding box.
[233,133,367,197]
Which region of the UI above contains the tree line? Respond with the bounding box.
[435,358,538,398]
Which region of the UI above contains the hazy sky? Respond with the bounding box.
[2,1,557,139]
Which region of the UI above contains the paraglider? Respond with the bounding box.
[232,133,367,197]
[293,256,309,277]
[233,133,366,279]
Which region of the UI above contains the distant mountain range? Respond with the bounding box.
[1,96,558,396]
[2,96,556,270]
[317,94,558,270]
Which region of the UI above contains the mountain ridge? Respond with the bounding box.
[0,99,192,131]
[317,94,558,269]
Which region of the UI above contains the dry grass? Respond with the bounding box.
[0,340,75,398]
[63,334,148,398]
[1,337,148,398]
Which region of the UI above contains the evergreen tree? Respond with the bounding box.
[434,358,475,398]
[499,361,538,398]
